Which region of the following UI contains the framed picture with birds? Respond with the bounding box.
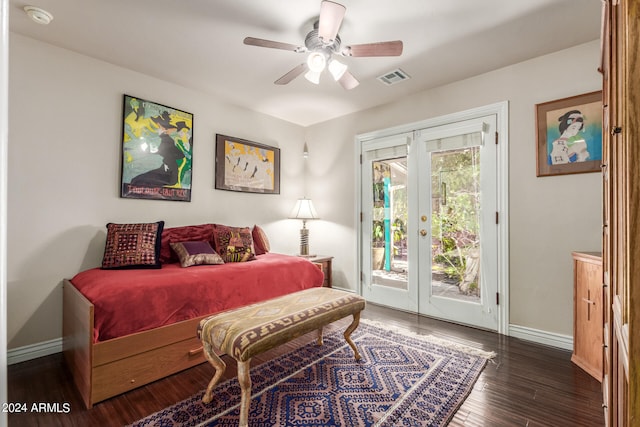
[215,134,280,194]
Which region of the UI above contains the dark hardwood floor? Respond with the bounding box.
[7,303,604,426]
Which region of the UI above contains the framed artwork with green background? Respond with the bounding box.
[121,95,193,201]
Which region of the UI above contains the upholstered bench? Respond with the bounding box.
[197,287,366,427]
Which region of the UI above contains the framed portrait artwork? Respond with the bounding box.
[120,95,193,201]
[215,134,280,194]
[535,91,603,177]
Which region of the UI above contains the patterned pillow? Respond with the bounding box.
[252,225,271,255]
[101,221,164,269]
[170,241,224,268]
[213,225,256,263]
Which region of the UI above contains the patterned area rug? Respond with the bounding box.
[131,320,495,427]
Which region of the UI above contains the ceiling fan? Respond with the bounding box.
[243,0,403,90]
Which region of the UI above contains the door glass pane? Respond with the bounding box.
[371,158,408,290]
[430,146,481,302]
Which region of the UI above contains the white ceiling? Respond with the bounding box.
[9,0,602,127]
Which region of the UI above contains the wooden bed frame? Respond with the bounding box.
[63,279,212,408]
[62,260,324,408]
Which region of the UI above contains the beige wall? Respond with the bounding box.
[7,34,307,349]
[305,40,602,336]
[8,33,601,350]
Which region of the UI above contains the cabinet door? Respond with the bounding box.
[602,0,639,424]
[572,253,602,381]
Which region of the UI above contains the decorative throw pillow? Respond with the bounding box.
[101,221,164,269]
[252,224,271,255]
[170,241,224,268]
[213,225,256,263]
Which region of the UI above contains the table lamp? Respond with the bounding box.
[289,198,319,256]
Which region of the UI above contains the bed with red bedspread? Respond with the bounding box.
[63,222,324,408]
[71,252,325,343]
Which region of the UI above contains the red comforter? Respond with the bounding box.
[70,253,324,342]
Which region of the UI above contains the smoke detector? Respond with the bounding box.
[24,6,53,25]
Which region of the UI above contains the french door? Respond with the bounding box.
[361,132,418,312]
[361,114,500,331]
[416,115,498,330]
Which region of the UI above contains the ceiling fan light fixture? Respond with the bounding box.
[244,1,403,90]
[304,69,321,85]
[328,59,347,81]
[306,52,326,73]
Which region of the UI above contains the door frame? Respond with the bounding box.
[356,102,510,335]
[1,0,9,419]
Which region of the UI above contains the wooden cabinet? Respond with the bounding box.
[600,1,639,425]
[571,252,603,381]
[308,255,333,287]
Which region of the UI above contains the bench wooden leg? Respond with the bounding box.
[316,326,324,346]
[238,360,252,427]
[344,311,362,361]
[202,341,227,404]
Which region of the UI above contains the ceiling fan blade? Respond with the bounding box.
[244,37,303,52]
[342,40,403,57]
[275,63,308,85]
[318,1,346,44]
[338,70,359,90]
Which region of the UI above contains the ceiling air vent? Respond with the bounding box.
[377,68,410,85]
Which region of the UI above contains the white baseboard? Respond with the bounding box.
[509,324,573,351]
[7,337,62,365]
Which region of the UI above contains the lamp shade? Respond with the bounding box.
[328,59,348,81]
[304,69,321,85]
[306,51,327,73]
[289,198,319,220]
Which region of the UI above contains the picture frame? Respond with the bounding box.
[215,134,280,194]
[120,94,193,201]
[535,91,603,177]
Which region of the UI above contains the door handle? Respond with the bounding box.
[420,229,427,236]
[442,182,447,205]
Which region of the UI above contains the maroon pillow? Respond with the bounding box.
[170,241,224,267]
[213,225,256,263]
[252,225,271,255]
[101,221,164,269]
[159,224,215,264]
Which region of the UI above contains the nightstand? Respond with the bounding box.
[306,255,333,288]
